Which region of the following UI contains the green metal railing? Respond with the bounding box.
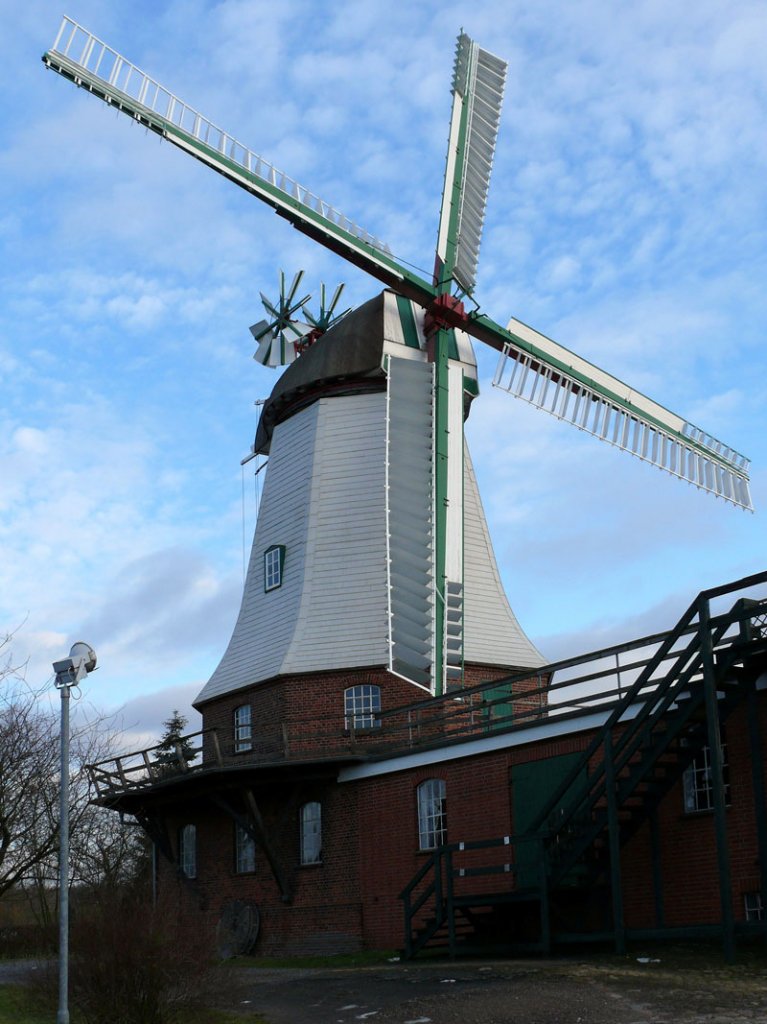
[400,833,549,958]
[400,571,767,959]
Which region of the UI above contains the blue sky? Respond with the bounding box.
[2,0,765,746]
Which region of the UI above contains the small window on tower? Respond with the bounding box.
[264,545,285,592]
[344,684,382,730]
[234,704,252,752]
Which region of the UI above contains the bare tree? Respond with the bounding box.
[0,630,148,930]
[70,804,149,894]
[0,632,58,901]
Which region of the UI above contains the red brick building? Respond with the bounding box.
[92,574,767,960]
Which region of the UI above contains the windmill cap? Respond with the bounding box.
[254,290,477,453]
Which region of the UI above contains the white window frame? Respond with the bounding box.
[234,704,252,753]
[179,824,197,879]
[417,779,447,851]
[682,740,730,814]
[344,684,382,731]
[235,823,256,874]
[744,892,764,922]
[264,545,285,592]
[299,801,322,865]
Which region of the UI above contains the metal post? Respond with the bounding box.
[649,807,665,930]
[604,727,626,954]
[52,642,97,1024]
[698,595,735,961]
[57,684,71,1024]
[444,848,456,957]
[746,685,767,940]
[538,838,551,955]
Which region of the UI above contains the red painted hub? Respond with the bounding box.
[424,294,470,337]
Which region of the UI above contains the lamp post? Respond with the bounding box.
[52,642,97,1024]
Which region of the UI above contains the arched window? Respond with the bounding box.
[234,704,252,752]
[178,824,197,878]
[344,684,381,730]
[417,779,446,850]
[234,824,256,874]
[299,801,322,865]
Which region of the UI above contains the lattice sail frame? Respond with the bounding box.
[435,34,507,295]
[494,318,751,508]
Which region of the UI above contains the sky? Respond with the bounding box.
[1,0,765,749]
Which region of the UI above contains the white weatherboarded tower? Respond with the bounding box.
[196,291,544,706]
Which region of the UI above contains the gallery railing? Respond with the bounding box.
[87,571,767,800]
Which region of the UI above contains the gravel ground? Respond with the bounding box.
[215,950,767,1024]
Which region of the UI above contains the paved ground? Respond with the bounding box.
[215,950,767,1024]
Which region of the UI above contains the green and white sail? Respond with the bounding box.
[435,33,507,293]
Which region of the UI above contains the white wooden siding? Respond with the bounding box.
[196,366,543,707]
[282,393,389,672]
[462,444,545,668]
[195,395,391,704]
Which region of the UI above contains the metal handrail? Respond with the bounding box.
[87,573,767,802]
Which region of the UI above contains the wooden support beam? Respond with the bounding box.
[210,791,294,903]
[132,809,174,865]
[243,788,294,904]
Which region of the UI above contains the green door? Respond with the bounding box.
[511,753,587,889]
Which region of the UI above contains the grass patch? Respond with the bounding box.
[0,984,49,1024]
[0,983,265,1024]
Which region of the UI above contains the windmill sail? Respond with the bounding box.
[435,34,507,294]
[493,316,752,510]
[41,17,423,295]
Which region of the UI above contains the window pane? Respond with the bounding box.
[179,824,197,878]
[682,740,729,814]
[234,704,252,752]
[344,684,381,730]
[417,780,446,850]
[264,547,283,591]
[300,801,322,865]
[235,824,256,873]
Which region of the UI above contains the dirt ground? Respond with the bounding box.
[214,947,767,1024]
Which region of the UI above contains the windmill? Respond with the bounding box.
[42,18,752,698]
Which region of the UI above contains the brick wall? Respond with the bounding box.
[196,662,547,766]
[153,676,767,956]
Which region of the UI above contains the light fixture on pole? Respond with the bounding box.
[52,641,97,1024]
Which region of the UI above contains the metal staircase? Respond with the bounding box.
[401,574,767,960]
